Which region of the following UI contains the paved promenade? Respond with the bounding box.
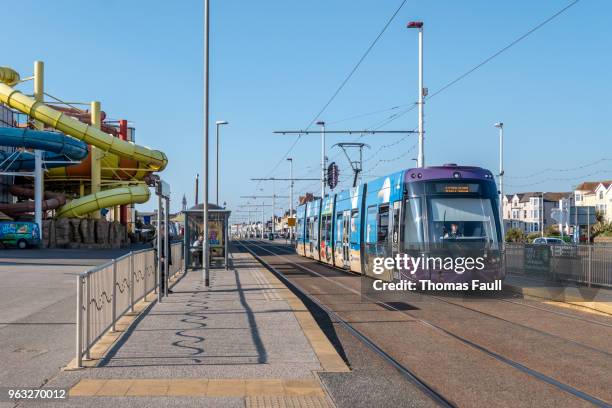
[38,249,347,407]
[505,275,612,314]
[0,248,134,396]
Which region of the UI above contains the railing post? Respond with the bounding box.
[76,275,83,368]
[157,250,162,303]
[130,253,135,313]
[144,254,148,301]
[588,245,592,287]
[111,260,117,332]
[85,273,91,360]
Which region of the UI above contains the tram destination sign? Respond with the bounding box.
[432,182,480,194]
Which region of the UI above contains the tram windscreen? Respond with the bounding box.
[428,197,498,244]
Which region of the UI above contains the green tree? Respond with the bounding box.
[526,232,541,243]
[505,228,525,243]
[544,224,560,236]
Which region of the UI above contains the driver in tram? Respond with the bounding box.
[443,223,462,239]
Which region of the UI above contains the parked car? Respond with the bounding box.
[0,221,41,249]
[533,237,577,257]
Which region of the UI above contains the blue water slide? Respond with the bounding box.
[0,127,88,171]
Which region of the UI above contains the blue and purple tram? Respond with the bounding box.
[294,164,504,283]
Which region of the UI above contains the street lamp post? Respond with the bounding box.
[541,191,545,238]
[287,158,293,241]
[203,0,210,286]
[215,120,228,205]
[494,122,504,244]
[408,21,425,168]
[272,180,276,236]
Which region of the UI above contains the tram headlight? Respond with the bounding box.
[453,172,461,178]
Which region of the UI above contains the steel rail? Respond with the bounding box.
[499,298,612,328]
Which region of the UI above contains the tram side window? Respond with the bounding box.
[312,216,318,240]
[305,219,311,240]
[366,205,377,244]
[378,205,389,243]
[322,215,332,242]
[403,198,424,247]
[336,213,343,241]
[296,218,303,240]
[350,209,359,244]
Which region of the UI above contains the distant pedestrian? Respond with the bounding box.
[191,234,204,268]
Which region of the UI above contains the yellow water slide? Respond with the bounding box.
[0,66,167,217]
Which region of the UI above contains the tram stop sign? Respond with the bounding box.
[327,162,339,189]
[287,217,296,227]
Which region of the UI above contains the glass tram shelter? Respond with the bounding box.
[183,203,231,270]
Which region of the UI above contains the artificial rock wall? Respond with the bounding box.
[42,218,128,248]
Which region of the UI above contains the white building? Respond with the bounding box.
[574,181,612,223]
[503,192,570,234]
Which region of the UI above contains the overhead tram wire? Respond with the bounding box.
[375,0,582,131]
[505,158,612,179]
[317,0,583,164]
[257,0,409,184]
[328,104,411,125]
[505,169,612,188]
[303,0,409,131]
[290,1,582,195]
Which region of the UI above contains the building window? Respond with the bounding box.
[599,191,604,200]
[576,193,582,202]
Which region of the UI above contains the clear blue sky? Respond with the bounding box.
[5,0,611,216]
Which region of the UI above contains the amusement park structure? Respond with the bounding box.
[0,61,167,244]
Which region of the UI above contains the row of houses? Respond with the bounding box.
[503,180,612,234]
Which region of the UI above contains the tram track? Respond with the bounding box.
[498,298,612,327]
[238,239,612,408]
[248,241,612,342]
[235,240,456,408]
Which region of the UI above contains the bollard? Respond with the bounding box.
[130,253,135,313]
[111,260,117,332]
[76,275,83,368]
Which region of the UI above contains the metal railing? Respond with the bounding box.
[75,242,183,367]
[505,243,612,288]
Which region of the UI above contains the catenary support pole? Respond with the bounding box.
[318,121,326,197]
[408,22,425,167]
[272,181,276,236]
[288,158,293,241]
[417,25,424,168]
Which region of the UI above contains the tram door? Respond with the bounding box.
[304,218,312,258]
[390,201,401,280]
[342,210,351,268]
